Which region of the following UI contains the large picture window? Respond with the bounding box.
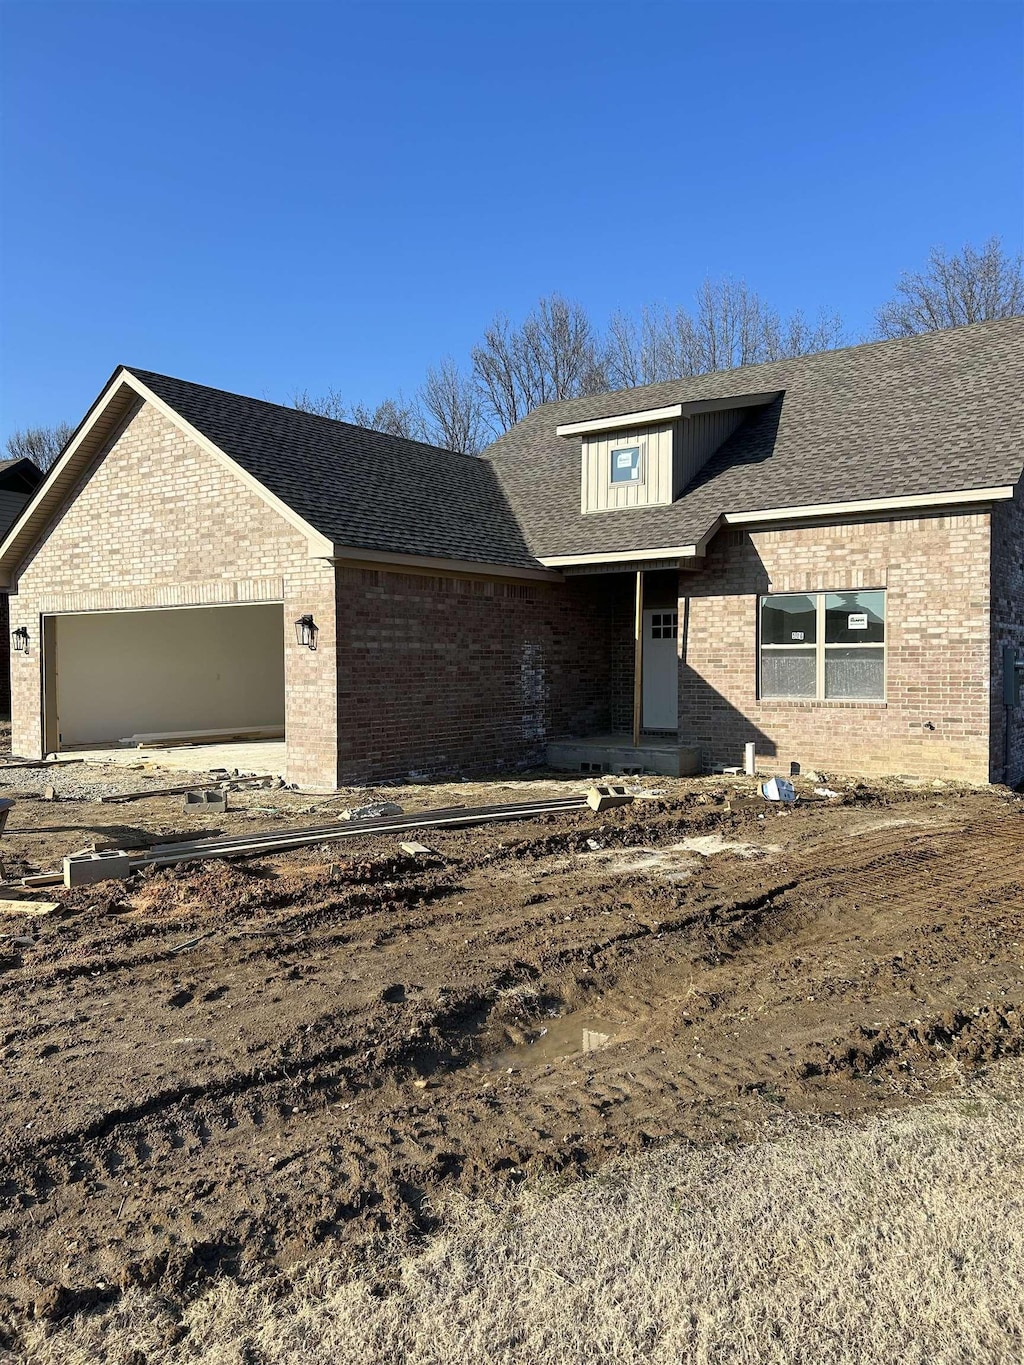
[759,590,885,700]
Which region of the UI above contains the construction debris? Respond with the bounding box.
[341,802,404,821]
[0,799,13,835]
[582,1029,611,1052]
[0,757,84,770]
[586,785,634,813]
[184,789,228,813]
[63,851,133,888]
[100,775,273,804]
[399,841,435,857]
[42,786,58,802]
[815,786,842,799]
[0,899,60,917]
[761,777,797,804]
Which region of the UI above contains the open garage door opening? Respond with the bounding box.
[44,603,286,752]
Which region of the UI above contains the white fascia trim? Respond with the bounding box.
[723,486,1016,526]
[328,546,563,582]
[0,370,130,573]
[555,404,683,437]
[123,373,335,557]
[538,544,698,568]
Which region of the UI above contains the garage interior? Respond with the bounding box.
[43,602,286,753]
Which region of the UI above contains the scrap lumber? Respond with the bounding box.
[100,775,274,804]
[120,725,284,747]
[21,872,63,888]
[0,758,84,770]
[0,898,60,917]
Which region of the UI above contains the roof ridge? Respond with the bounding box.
[519,315,1024,420]
[123,366,477,461]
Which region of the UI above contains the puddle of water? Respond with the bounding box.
[478,1013,619,1072]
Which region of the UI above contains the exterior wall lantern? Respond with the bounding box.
[294,614,318,650]
[11,626,29,653]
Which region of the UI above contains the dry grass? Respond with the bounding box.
[22,1064,1024,1365]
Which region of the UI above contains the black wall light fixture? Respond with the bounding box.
[11,626,29,653]
[294,614,318,650]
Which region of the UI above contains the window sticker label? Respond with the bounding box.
[791,631,804,641]
[848,613,868,630]
[616,451,633,468]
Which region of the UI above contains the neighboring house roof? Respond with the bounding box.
[124,369,539,570]
[0,458,44,496]
[483,317,1024,560]
[0,460,42,543]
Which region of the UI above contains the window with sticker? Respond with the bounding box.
[610,445,642,484]
[759,590,885,700]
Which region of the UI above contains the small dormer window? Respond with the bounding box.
[610,445,642,485]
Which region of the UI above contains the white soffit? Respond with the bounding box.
[555,390,783,438]
[556,405,683,437]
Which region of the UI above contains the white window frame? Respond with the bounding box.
[758,590,887,701]
[608,443,645,488]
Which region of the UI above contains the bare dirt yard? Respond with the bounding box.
[1,746,1022,1353]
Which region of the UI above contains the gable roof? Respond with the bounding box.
[1,320,1020,588]
[0,367,541,584]
[125,369,539,570]
[483,317,1024,561]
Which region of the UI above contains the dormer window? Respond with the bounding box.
[610,445,643,485]
[558,390,783,516]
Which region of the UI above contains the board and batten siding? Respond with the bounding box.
[673,408,746,498]
[580,422,674,513]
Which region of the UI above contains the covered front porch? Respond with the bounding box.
[548,563,700,776]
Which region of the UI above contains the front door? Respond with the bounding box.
[642,609,678,731]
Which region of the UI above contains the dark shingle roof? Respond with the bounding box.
[125,369,538,569]
[483,318,1024,559]
[125,321,1022,573]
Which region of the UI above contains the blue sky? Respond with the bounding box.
[1,0,1022,441]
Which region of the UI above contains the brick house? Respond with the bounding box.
[0,457,43,717]
[0,319,1021,788]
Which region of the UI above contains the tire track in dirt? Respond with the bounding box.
[2,789,1023,1321]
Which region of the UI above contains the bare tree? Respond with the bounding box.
[472,293,607,434]
[605,280,845,388]
[291,386,348,421]
[4,422,73,472]
[605,305,679,389]
[876,237,1024,338]
[293,387,425,440]
[348,396,424,441]
[421,358,484,453]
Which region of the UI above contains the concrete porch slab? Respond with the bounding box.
[546,734,702,778]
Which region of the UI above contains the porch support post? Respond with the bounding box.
[632,569,643,747]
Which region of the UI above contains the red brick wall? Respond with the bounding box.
[990,484,1024,786]
[677,512,994,783]
[333,565,614,783]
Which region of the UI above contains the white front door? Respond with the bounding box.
[642,609,678,731]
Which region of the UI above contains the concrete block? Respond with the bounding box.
[63,851,133,888]
[184,789,228,813]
